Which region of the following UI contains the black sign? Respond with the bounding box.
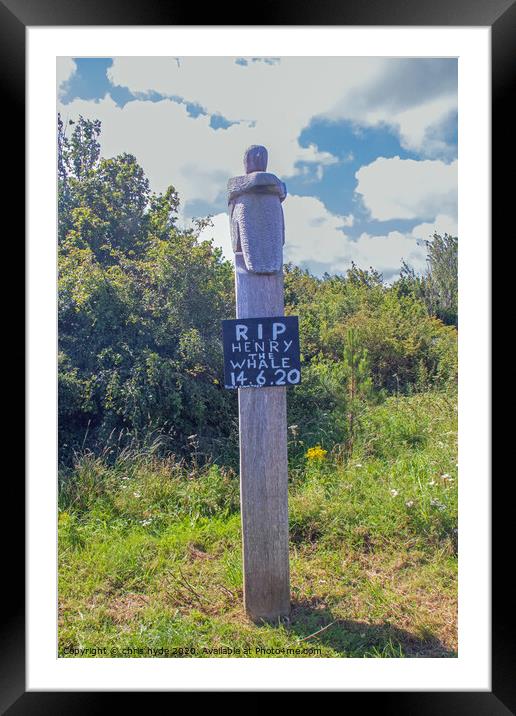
[222,316,301,389]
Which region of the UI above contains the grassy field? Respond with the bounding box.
[58,390,458,658]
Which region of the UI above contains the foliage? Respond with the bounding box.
[285,262,457,394]
[397,233,458,326]
[58,115,458,467]
[58,115,235,463]
[284,261,457,458]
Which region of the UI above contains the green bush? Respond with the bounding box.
[58,116,237,464]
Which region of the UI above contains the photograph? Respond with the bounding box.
[56,55,459,659]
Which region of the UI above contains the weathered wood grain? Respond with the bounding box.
[235,252,290,621]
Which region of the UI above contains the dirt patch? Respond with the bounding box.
[187,543,214,561]
[106,592,150,624]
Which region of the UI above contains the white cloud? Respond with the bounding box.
[389,95,457,157]
[337,213,457,277]
[197,195,455,279]
[106,56,375,190]
[412,213,457,241]
[107,57,456,159]
[107,56,382,142]
[335,93,456,158]
[351,212,457,278]
[282,195,353,267]
[326,92,457,159]
[199,212,232,260]
[198,195,353,272]
[57,92,337,207]
[355,156,457,221]
[323,58,457,157]
[351,231,428,277]
[57,57,76,97]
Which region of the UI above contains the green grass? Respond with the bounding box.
[58,390,457,658]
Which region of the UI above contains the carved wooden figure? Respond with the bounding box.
[227,145,290,621]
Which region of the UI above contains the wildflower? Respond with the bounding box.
[305,445,328,462]
[133,491,141,498]
[58,512,70,525]
[390,489,399,497]
[428,480,436,487]
[140,518,153,526]
[355,463,363,468]
[405,500,414,508]
[430,498,446,511]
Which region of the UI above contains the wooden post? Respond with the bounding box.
[228,146,290,621]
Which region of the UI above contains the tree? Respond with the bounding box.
[399,233,458,327]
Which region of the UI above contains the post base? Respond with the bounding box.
[245,605,291,625]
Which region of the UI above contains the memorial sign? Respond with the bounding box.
[222,316,301,389]
[225,144,291,622]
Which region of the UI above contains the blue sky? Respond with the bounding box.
[57,56,457,279]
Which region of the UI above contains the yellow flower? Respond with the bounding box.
[305,445,328,462]
[58,511,70,526]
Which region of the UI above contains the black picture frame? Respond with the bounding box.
[7,0,507,709]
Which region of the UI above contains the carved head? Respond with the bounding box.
[244,145,268,174]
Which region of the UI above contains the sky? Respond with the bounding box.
[57,56,458,280]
